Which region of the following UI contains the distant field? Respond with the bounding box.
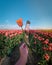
[38,29,52,32]
[0,29,52,32]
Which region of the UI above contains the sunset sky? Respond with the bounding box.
[0,0,52,29]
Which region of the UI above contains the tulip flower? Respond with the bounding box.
[25,20,30,33]
[44,53,50,61]
[16,18,23,27]
[49,43,52,47]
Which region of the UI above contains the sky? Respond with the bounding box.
[0,0,52,29]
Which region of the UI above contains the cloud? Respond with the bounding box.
[31,26,52,29]
[0,24,21,29]
[0,24,52,30]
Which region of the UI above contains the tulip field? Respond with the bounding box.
[0,29,52,65]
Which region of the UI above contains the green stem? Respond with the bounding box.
[21,27,35,53]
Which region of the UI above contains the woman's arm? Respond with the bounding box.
[15,43,28,65]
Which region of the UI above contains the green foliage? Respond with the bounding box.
[0,32,52,65]
[0,33,24,58]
